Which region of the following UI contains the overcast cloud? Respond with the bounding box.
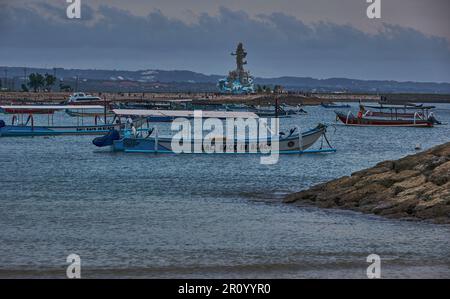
[0,0,449,82]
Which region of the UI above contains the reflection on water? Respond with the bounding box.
[0,104,449,278]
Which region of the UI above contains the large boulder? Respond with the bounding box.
[428,161,450,186]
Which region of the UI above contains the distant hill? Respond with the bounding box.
[256,76,450,94]
[2,67,450,94]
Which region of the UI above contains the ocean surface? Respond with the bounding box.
[0,103,449,278]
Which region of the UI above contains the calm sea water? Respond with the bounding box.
[0,103,449,278]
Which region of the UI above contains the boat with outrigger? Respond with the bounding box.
[250,105,307,117]
[334,103,441,127]
[359,103,441,124]
[93,109,335,155]
[0,105,145,137]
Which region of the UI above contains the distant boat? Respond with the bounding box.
[117,99,192,111]
[280,104,308,115]
[251,105,305,117]
[253,108,291,118]
[1,107,58,115]
[66,92,103,104]
[0,122,123,137]
[0,105,145,137]
[360,103,442,125]
[224,104,251,112]
[321,103,351,109]
[335,111,433,127]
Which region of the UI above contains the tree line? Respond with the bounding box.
[17,73,72,92]
[255,84,283,94]
[22,73,57,92]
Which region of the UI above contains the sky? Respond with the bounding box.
[0,0,449,82]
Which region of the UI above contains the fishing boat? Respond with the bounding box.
[226,104,307,116]
[0,105,144,137]
[117,99,192,111]
[253,109,290,118]
[281,104,308,115]
[321,102,351,109]
[335,111,434,127]
[251,105,299,117]
[360,103,441,124]
[93,109,335,155]
[224,104,250,112]
[116,124,330,154]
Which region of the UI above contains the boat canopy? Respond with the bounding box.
[112,109,259,119]
[0,105,105,111]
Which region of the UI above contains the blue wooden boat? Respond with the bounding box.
[93,109,335,155]
[115,124,331,154]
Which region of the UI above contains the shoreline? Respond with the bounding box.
[1,91,450,106]
[0,91,376,106]
[1,262,449,279]
[284,142,450,224]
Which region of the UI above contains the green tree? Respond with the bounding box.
[21,84,29,92]
[28,73,45,92]
[59,82,73,92]
[274,85,283,94]
[44,73,57,91]
[256,84,263,93]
